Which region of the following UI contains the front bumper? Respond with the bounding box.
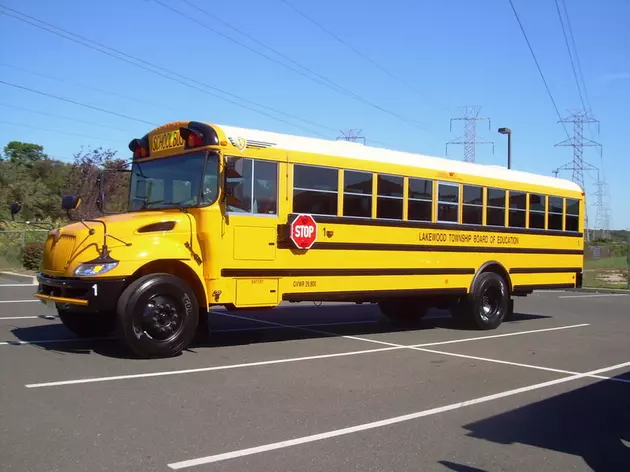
[35,273,128,313]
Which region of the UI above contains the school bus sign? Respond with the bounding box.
[290,214,318,249]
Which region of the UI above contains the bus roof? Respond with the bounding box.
[217,124,582,194]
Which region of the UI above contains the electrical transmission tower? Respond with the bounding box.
[593,171,611,240]
[336,129,366,144]
[553,109,602,240]
[446,106,494,163]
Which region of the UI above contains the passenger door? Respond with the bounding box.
[224,155,280,306]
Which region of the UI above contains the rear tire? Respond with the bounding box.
[451,272,510,330]
[58,309,116,337]
[116,273,199,358]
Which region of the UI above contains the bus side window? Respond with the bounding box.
[225,156,252,213]
[529,193,546,229]
[565,198,580,232]
[548,196,564,230]
[509,191,527,228]
[486,188,505,226]
[253,160,278,215]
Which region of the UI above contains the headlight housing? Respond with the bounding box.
[74,262,118,277]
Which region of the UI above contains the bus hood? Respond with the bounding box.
[40,211,195,277]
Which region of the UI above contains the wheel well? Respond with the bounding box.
[129,260,207,310]
[473,261,512,293]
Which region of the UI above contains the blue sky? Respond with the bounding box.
[1,0,628,229]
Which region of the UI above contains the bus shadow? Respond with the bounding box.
[7,304,549,359]
[452,371,630,471]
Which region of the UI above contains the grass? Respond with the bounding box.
[584,256,628,270]
[583,256,629,290]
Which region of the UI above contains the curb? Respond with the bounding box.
[0,271,37,285]
[567,287,630,295]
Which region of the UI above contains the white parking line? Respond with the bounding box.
[216,312,589,349]
[1,336,113,346]
[24,322,589,388]
[167,359,630,469]
[0,315,56,320]
[558,293,628,299]
[415,347,630,385]
[0,283,38,287]
[0,300,40,304]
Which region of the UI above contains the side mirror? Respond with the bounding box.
[9,202,22,220]
[61,194,82,211]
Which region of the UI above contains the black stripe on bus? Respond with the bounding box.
[509,267,582,274]
[221,268,475,278]
[283,287,467,302]
[277,241,584,255]
[282,214,583,238]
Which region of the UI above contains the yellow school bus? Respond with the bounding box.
[20,120,584,358]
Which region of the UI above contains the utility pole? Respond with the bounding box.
[446,106,494,163]
[336,129,366,144]
[554,109,602,242]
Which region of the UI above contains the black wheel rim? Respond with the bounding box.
[479,285,502,322]
[137,294,186,342]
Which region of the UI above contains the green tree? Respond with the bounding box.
[2,141,48,167]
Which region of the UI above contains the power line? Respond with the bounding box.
[0,80,157,126]
[507,0,571,141]
[554,0,587,112]
[278,0,452,114]
[0,5,334,138]
[153,0,432,133]
[0,62,181,113]
[0,102,130,132]
[560,0,593,114]
[0,120,114,142]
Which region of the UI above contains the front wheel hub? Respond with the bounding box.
[142,296,184,341]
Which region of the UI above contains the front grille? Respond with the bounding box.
[43,235,76,271]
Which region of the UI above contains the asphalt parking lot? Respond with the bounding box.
[1,274,629,472]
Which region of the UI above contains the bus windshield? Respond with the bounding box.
[129,151,219,211]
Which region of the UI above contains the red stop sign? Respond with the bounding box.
[290,214,318,249]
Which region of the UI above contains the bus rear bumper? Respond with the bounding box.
[35,273,128,312]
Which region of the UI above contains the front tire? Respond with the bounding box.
[116,273,199,358]
[58,309,116,337]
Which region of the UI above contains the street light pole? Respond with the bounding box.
[498,127,512,169]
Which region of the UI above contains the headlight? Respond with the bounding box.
[74,262,118,277]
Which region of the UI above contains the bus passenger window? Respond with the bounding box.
[293,164,338,215]
[548,196,563,230]
[252,160,278,215]
[529,194,545,229]
[509,191,527,228]
[437,182,458,223]
[376,174,403,219]
[462,185,483,225]
[486,188,505,226]
[408,178,432,221]
[565,198,580,232]
[344,170,372,218]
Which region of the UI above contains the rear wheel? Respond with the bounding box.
[58,309,116,337]
[116,273,199,358]
[451,272,510,330]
